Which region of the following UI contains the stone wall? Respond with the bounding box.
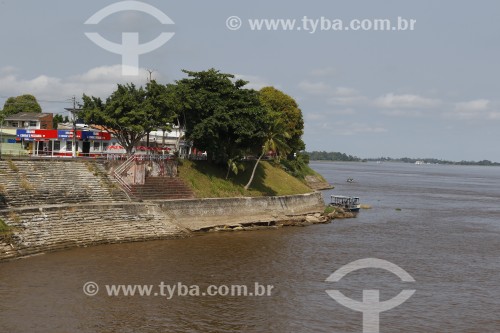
[0,203,187,260]
[156,192,326,231]
[0,192,325,261]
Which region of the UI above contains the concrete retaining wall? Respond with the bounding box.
[0,192,325,261]
[156,192,325,230]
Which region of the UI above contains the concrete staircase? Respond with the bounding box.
[130,177,195,200]
[0,159,128,209]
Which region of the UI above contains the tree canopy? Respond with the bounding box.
[81,80,175,154]
[259,87,305,154]
[78,69,307,171]
[173,68,269,164]
[1,94,42,117]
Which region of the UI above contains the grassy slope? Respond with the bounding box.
[178,160,313,198]
[282,160,326,182]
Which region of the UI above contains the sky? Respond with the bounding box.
[0,0,499,162]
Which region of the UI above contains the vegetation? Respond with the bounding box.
[19,177,34,191]
[173,69,269,167]
[368,157,500,166]
[8,211,20,224]
[0,94,42,117]
[324,206,335,214]
[79,68,313,193]
[280,153,323,180]
[306,151,362,161]
[53,114,69,129]
[81,81,176,154]
[259,86,305,154]
[0,218,13,242]
[178,160,312,198]
[245,117,290,190]
[307,151,500,166]
[7,160,19,172]
[0,218,9,232]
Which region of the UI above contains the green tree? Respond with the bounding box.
[81,81,175,154]
[53,114,64,129]
[259,87,305,154]
[173,69,269,167]
[244,118,290,190]
[1,94,42,117]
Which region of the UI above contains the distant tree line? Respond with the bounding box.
[305,151,362,162]
[368,157,500,166]
[305,151,499,166]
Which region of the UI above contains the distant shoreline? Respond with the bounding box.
[305,152,500,166]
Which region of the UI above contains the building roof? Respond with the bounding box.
[4,112,53,121]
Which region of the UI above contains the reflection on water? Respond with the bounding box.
[1,162,499,332]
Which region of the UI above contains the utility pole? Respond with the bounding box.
[0,114,3,160]
[146,69,155,148]
[72,96,77,158]
[146,69,154,82]
[65,98,82,158]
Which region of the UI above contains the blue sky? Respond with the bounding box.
[1,0,499,161]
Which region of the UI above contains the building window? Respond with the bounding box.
[93,142,100,151]
[10,121,18,127]
[66,141,72,151]
[29,121,37,127]
[54,141,61,151]
[103,142,109,151]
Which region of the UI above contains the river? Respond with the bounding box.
[1,161,499,332]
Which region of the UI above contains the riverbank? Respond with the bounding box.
[0,192,328,261]
[0,158,340,261]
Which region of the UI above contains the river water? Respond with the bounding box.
[1,162,499,332]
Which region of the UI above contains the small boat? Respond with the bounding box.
[346,178,354,183]
[329,195,361,212]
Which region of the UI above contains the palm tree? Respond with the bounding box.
[244,118,290,190]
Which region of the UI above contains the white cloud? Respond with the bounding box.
[449,99,497,120]
[334,87,358,96]
[233,74,272,90]
[329,108,356,115]
[334,122,388,136]
[0,66,18,74]
[380,109,423,117]
[455,99,489,112]
[309,120,387,136]
[299,80,367,106]
[298,80,333,95]
[0,65,152,110]
[374,93,441,109]
[309,67,337,77]
[328,95,368,106]
[327,87,367,106]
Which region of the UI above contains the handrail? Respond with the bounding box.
[112,154,136,193]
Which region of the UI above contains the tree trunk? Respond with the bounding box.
[126,145,134,155]
[244,151,265,190]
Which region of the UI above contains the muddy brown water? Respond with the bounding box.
[1,162,499,332]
